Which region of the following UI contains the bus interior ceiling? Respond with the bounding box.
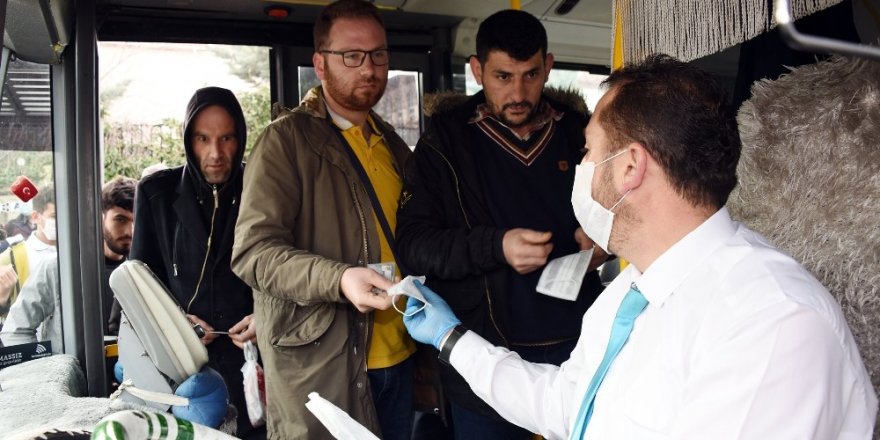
[93,0,613,63]
[5,0,873,115]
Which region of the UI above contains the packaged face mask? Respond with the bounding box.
[387,275,429,316]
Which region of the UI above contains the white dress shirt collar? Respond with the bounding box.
[324,102,354,130]
[25,233,55,253]
[631,207,738,308]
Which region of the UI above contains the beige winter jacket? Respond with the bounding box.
[232,87,411,440]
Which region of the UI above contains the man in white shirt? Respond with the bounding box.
[402,54,878,439]
[0,187,57,323]
[0,256,62,352]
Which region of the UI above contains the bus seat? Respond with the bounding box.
[110,260,229,430]
[0,354,151,438]
[729,55,880,426]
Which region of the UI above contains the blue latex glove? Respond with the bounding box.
[171,366,229,428]
[113,360,124,383]
[403,280,461,349]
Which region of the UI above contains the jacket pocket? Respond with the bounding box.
[256,292,336,347]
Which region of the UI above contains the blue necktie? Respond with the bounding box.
[569,283,648,439]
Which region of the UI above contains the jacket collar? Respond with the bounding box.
[421,90,583,223]
[296,86,410,177]
[468,99,564,140]
[172,165,242,257]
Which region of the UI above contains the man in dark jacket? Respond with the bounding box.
[130,86,262,439]
[396,10,608,439]
[101,175,136,336]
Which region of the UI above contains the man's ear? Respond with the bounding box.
[468,55,483,86]
[313,51,326,81]
[620,143,648,192]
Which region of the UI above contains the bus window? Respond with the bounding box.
[546,69,609,112]
[298,66,423,147]
[0,55,60,352]
[98,42,271,178]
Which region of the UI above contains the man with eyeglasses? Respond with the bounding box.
[232,1,414,439]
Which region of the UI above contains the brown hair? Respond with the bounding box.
[600,54,740,209]
[313,0,385,51]
[102,176,137,213]
[32,185,55,214]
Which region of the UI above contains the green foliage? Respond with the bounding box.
[0,151,54,196]
[239,84,271,156]
[101,44,271,179]
[103,118,185,180]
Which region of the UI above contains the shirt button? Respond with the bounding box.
[356,382,363,389]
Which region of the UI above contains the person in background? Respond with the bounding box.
[0,187,56,324]
[0,256,62,352]
[1,176,136,351]
[5,203,34,242]
[107,164,171,334]
[403,54,878,439]
[232,1,414,438]
[0,227,14,254]
[101,176,136,336]
[130,87,263,439]
[0,225,26,255]
[395,9,606,439]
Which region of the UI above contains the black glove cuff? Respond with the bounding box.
[438,325,467,365]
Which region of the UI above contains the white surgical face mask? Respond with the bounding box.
[42,218,57,242]
[389,276,429,317]
[571,150,629,253]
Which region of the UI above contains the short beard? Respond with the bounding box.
[324,63,386,111]
[104,231,130,257]
[492,99,538,128]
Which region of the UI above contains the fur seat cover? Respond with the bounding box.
[731,55,880,432]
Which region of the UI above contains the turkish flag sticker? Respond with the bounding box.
[10,176,39,202]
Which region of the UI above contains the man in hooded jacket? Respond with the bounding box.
[130,86,262,439]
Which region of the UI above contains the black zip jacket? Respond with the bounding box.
[395,89,604,418]
[130,87,257,437]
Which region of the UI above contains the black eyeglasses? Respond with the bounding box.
[320,49,390,67]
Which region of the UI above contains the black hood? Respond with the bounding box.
[182,86,247,196]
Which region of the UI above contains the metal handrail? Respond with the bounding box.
[774,0,880,62]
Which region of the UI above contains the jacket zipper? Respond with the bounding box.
[422,139,509,347]
[349,181,371,368]
[172,226,180,277]
[188,185,218,313]
[349,181,370,265]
